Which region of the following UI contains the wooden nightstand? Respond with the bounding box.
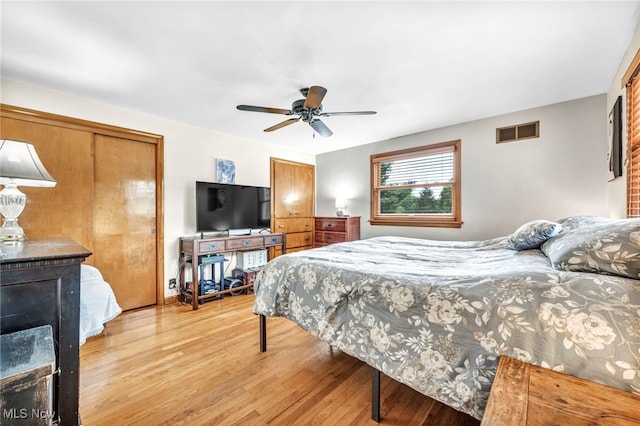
[314,216,360,247]
[482,356,640,425]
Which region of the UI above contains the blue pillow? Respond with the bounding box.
[507,220,562,250]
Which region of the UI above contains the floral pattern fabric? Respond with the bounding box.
[541,217,640,279]
[252,236,640,420]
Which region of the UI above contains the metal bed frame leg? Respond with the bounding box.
[260,314,381,421]
[372,367,381,422]
[259,314,267,352]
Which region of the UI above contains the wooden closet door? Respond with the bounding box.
[272,158,315,218]
[295,164,314,217]
[93,135,157,310]
[0,117,95,251]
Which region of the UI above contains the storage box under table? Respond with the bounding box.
[0,325,56,426]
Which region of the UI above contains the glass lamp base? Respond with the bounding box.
[0,218,25,241]
[0,183,27,241]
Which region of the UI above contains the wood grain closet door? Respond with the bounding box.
[93,135,157,310]
[272,159,314,218]
[0,117,95,252]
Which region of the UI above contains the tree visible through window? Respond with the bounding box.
[370,140,462,228]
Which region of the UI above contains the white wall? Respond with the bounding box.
[316,95,608,241]
[0,78,315,297]
[607,21,640,218]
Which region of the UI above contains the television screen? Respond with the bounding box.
[196,181,271,233]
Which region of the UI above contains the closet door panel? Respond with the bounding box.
[272,159,315,218]
[295,164,314,217]
[0,117,95,252]
[93,135,157,310]
[272,159,297,218]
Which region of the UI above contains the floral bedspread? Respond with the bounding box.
[252,236,640,420]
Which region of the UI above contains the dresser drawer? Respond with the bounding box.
[313,216,360,248]
[274,218,313,233]
[315,218,346,232]
[263,234,284,247]
[226,236,264,250]
[198,239,227,254]
[315,231,347,244]
[286,231,313,248]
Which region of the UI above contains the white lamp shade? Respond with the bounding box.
[0,139,56,187]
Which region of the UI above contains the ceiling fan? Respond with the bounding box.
[236,86,376,137]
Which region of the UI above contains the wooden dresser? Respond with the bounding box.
[482,356,640,425]
[314,216,360,247]
[0,238,91,426]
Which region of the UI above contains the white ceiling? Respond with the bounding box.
[2,1,639,155]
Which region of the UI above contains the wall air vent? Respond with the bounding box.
[496,121,539,143]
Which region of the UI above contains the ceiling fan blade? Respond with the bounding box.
[321,111,377,117]
[309,119,333,137]
[264,118,299,132]
[303,86,327,110]
[237,105,292,115]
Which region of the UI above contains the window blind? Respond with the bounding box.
[370,140,462,228]
[380,152,454,187]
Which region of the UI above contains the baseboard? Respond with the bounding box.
[164,295,179,305]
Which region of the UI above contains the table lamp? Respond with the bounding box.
[335,198,349,217]
[0,139,56,241]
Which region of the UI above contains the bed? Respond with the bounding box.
[252,216,640,420]
[80,264,122,345]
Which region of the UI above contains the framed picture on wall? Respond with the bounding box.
[216,159,236,184]
[608,96,623,181]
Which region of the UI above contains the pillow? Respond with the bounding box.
[541,218,640,279]
[555,215,609,232]
[506,220,563,250]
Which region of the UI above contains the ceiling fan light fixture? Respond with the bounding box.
[237,85,375,138]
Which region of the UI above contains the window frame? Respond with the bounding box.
[370,139,462,228]
[624,48,640,218]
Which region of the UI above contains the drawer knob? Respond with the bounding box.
[243,240,250,246]
[209,243,217,249]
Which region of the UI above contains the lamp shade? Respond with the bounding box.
[0,139,56,187]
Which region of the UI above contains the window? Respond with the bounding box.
[625,49,640,217]
[370,139,462,228]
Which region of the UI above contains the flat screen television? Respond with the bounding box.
[195,181,271,233]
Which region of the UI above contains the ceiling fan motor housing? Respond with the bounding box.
[292,99,322,121]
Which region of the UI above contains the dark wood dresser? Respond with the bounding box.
[314,216,360,247]
[0,238,91,425]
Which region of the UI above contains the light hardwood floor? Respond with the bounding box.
[80,294,481,425]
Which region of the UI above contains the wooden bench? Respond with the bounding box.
[482,356,640,425]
